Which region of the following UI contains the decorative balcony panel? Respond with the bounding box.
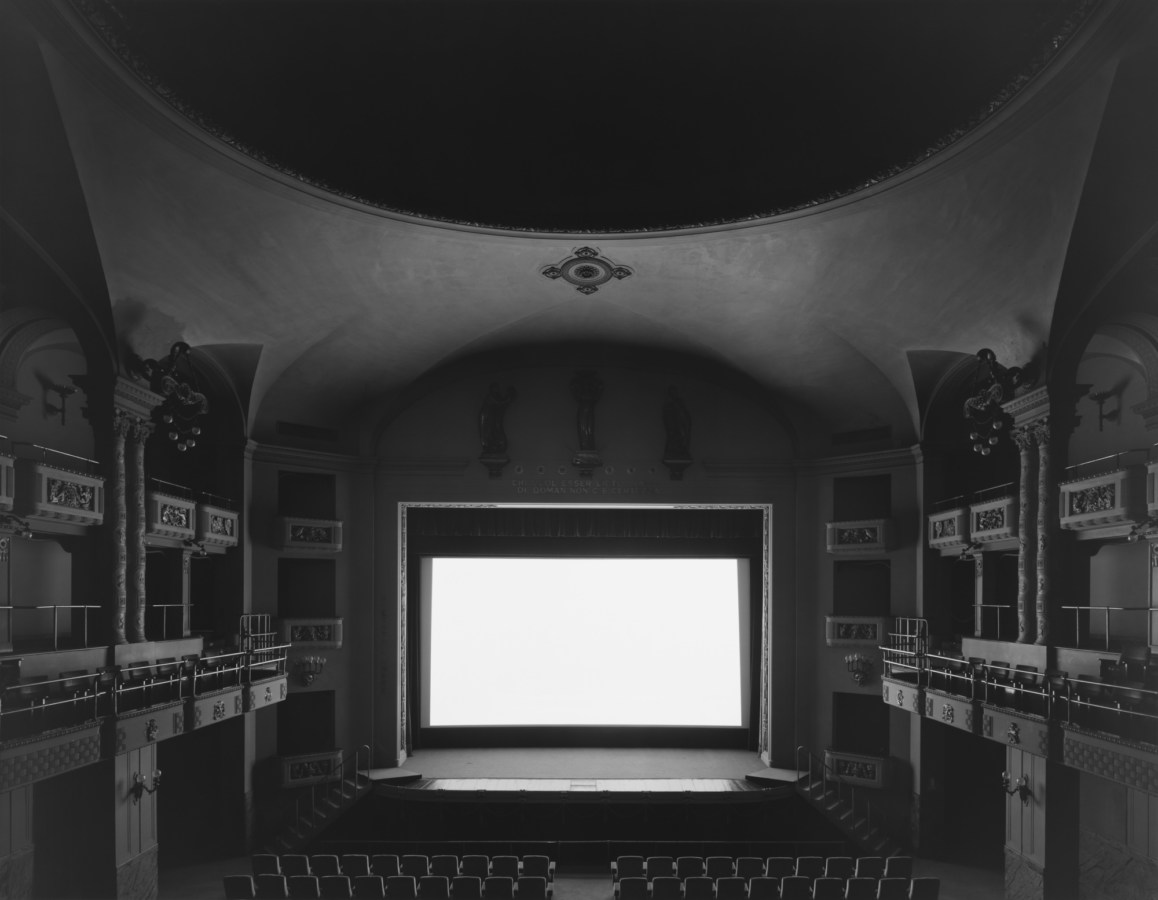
[823,749,886,789]
[825,519,892,555]
[0,454,13,512]
[276,516,343,553]
[279,617,343,649]
[185,687,244,731]
[146,491,196,542]
[923,689,979,735]
[881,677,922,715]
[197,504,239,549]
[969,495,1017,545]
[1144,460,1158,518]
[825,616,889,647]
[927,507,969,553]
[108,703,185,756]
[15,460,104,527]
[980,705,1050,758]
[1061,725,1158,795]
[1059,467,1145,534]
[0,722,102,792]
[279,749,344,787]
[244,677,288,712]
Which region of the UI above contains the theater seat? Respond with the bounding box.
[284,856,312,878]
[254,856,282,877]
[765,859,795,880]
[677,857,706,881]
[823,859,853,881]
[490,857,520,881]
[419,876,451,900]
[344,856,372,879]
[452,877,482,900]
[854,859,883,880]
[734,858,764,883]
[226,875,257,900]
[321,876,353,899]
[882,859,911,880]
[617,877,650,900]
[483,876,514,900]
[613,856,646,886]
[651,876,682,900]
[256,874,289,900]
[716,877,746,900]
[906,878,939,900]
[875,878,908,900]
[521,856,554,887]
[844,878,876,900]
[431,856,460,880]
[795,858,824,881]
[313,857,342,878]
[354,876,387,899]
[811,878,842,899]
[403,857,431,880]
[685,876,715,900]
[517,876,549,900]
[373,856,401,879]
[289,875,321,899]
[646,858,676,881]
[386,876,418,900]
[705,857,733,880]
[747,877,779,900]
[779,876,811,900]
[461,857,490,881]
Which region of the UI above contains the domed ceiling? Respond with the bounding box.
[81,0,1090,232]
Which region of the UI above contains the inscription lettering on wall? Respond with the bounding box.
[510,478,661,497]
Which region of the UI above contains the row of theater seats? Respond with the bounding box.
[614,876,938,900]
[252,854,555,883]
[611,856,912,885]
[225,874,551,900]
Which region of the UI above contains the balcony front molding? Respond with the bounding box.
[145,491,196,543]
[1059,466,1146,538]
[0,722,102,792]
[923,688,979,735]
[881,677,922,716]
[244,677,288,712]
[15,460,105,528]
[825,616,889,647]
[197,503,239,550]
[823,749,887,789]
[825,518,893,555]
[927,506,969,554]
[276,516,343,553]
[969,495,1017,546]
[279,748,344,787]
[1062,725,1158,795]
[186,686,245,731]
[980,705,1051,758]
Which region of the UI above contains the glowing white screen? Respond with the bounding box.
[425,557,745,727]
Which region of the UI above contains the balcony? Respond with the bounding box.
[825,518,892,555]
[968,483,1017,548]
[927,497,969,555]
[1058,451,1149,539]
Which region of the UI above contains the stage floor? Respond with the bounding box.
[390,747,769,780]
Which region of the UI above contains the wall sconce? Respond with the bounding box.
[0,514,33,540]
[1001,771,1031,806]
[844,653,874,686]
[1126,518,1158,543]
[130,770,162,804]
[291,656,327,687]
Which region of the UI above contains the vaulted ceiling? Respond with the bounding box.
[7,1,1157,455]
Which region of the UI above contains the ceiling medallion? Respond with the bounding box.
[542,248,632,294]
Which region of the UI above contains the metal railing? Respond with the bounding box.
[0,604,101,650]
[972,482,1015,504]
[192,650,248,696]
[291,744,372,835]
[1052,675,1158,744]
[974,603,1015,641]
[1059,606,1158,651]
[1061,449,1150,483]
[795,746,893,851]
[0,670,104,741]
[147,603,187,642]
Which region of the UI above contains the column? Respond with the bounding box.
[1012,426,1037,643]
[127,419,153,643]
[973,553,998,638]
[1035,420,1052,646]
[111,410,131,645]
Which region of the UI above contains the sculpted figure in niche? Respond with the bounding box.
[571,371,603,451]
[663,386,691,459]
[479,383,517,454]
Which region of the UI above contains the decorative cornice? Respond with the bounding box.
[67,0,1102,235]
[1001,385,1050,428]
[792,445,922,475]
[113,376,164,420]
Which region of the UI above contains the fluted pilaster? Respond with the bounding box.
[127,419,153,642]
[111,411,131,644]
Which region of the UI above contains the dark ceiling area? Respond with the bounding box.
[86,1,1086,231]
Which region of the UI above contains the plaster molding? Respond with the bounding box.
[247,439,374,473]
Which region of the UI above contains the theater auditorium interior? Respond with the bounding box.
[2,1,1158,899]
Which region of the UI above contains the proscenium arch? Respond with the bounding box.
[396,501,773,760]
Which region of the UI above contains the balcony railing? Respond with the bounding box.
[0,604,101,651]
[1059,605,1158,652]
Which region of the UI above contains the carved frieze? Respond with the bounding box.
[145,491,196,542]
[1059,467,1145,535]
[15,460,105,527]
[969,494,1017,545]
[0,723,102,791]
[824,749,886,789]
[196,503,239,549]
[824,616,888,647]
[244,676,288,712]
[1061,725,1158,794]
[980,706,1050,757]
[276,516,343,553]
[825,518,893,555]
[928,506,969,553]
[279,748,344,787]
[279,617,344,648]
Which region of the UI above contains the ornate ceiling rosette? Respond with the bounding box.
[541,248,633,294]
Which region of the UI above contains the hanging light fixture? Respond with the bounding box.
[962,349,1024,456]
[129,342,209,452]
